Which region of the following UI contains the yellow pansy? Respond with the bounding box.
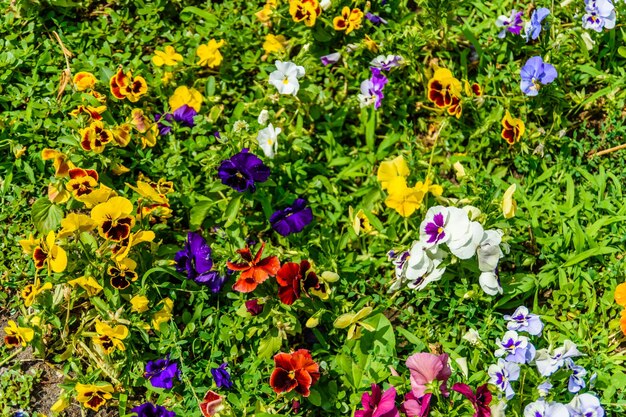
[263,34,287,55]
[127,181,168,204]
[73,72,97,91]
[130,295,150,313]
[289,0,321,27]
[502,183,517,219]
[75,382,114,411]
[414,178,443,197]
[69,104,107,121]
[41,149,74,177]
[349,207,372,236]
[92,320,129,354]
[68,276,103,297]
[22,278,53,307]
[48,183,71,204]
[385,177,426,218]
[50,393,70,413]
[168,86,203,112]
[19,234,38,255]
[79,120,113,154]
[111,123,132,147]
[333,306,375,340]
[161,71,173,85]
[377,155,410,190]
[90,197,136,242]
[77,184,116,209]
[501,111,525,145]
[33,231,67,273]
[196,39,225,68]
[111,163,130,175]
[58,213,96,238]
[107,258,139,290]
[152,45,183,67]
[309,271,340,300]
[110,230,155,262]
[363,35,379,52]
[152,298,174,330]
[3,320,35,347]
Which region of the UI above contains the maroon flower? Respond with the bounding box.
[452,383,492,417]
[275,260,319,305]
[269,349,320,397]
[245,299,263,316]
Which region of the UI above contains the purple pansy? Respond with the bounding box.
[488,359,520,400]
[504,306,543,335]
[358,67,388,109]
[173,104,197,127]
[520,56,557,96]
[495,330,536,364]
[566,359,587,393]
[582,0,616,32]
[495,10,524,38]
[567,393,605,417]
[211,362,233,389]
[175,232,226,292]
[401,392,431,417]
[144,356,180,389]
[131,402,176,417]
[155,113,174,136]
[370,55,404,71]
[354,383,400,417]
[524,7,550,41]
[535,340,582,377]
[524,400,569,417]
[269,198,313,236]
[320,52,341,66]
[217,148,270,193]
[245,299,264,316]
[365,12,387,26]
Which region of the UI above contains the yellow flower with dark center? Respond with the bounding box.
[130,295,149,313]
[289,0,321,26]
[69,104,107,121]
[32,231,67,273]
[377,155,410,190]
[111,123,132,147]
[152,298,174,330]
[263,34,287,55]
[19,234,38,255]
[110,230,156,262]
[385,177,427,218]
[75,382,114,411]
[428,69,462,113]
[41,149,74,177]
[169,86,203,112]
[501,111,525,145]
[79,120,113,153]
[22,278,53,307]
[91,196,136,242]
[68,276,103,296]
[78,184,116,209]
[349,207,372,236]
[196,39,225,68]
[58,213,96,238]
[92,320,129,354]
[3,320,34,348]
[333,7,363,34]
[107,258,138,290]
[109,67,148,102]
[152,45,183,67]
[73,72,97,91]
[66,167,99,199]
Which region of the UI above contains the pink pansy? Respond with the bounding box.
[406,353,451,398]
[355,383,400,417]
[401,391,432,417]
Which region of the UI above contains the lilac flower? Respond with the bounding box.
[358,68,388,109]
[172,104,197,127]
[217,148,270,193]
[131,402,176,417]
[270,198,313,236]
[495,330,536,364]
[175,232,226,292]
[370,55,404,71]
[320,52,341,66]
[582,0,616,32]
[535,340,582,377]
[520,56,558,96]
[365,12,388,25]
[566,359,587,393]
[567,393,605,417]
[504,306,543,335]
[538,381,553,397]
[211,362,233,389]
[523,400,569,417]
[488,359,520,400]
[155,113,174,136]
[145,357,180,389]
[524,7,550,41]
[495,10,524,38]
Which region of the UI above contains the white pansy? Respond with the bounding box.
[256,123,281,159]
[269,60,305,96]
[479,271,502,295]
[477,229,504,272]
[257,109,269,125]
[462,328,481,345]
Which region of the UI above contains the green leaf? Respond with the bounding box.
[257,334,282,359]
[206,76,216,97]
[189,199,214,230]
[31,197,63,233]
[223,194,242,228]
[180,7,219,26]
[562,247,618,267]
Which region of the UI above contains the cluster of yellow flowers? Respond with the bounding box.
[427,68,482,118]
[377,155,443,217]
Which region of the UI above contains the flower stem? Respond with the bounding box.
[425,119,447,181]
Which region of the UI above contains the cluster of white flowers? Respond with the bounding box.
[389,206,507,295]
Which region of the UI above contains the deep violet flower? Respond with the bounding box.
[524,7,550,41]
[144,356,180,389]
[495,10,524,38]
[365,12,388,25]
[211,362,233,389]
[175,232,226,292]
[358,67,388,109]
[270,198,313,236]
[131,402,176,417]
[173,104,197,126]
[355,384,400,417]
[406,352,452,398]
[155,113,174,136]
[217,148,270,192]
[520,56,557,96]
[452,383,492,417]
[401,392,432,417]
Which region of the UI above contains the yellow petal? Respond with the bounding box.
[502,183,517,219]
[334,312,357,328]
[377,156,410,190]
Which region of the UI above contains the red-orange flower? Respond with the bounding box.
[199,390,224,417]
[227,243,280,293]
[270,349,320,397]
[275,260,319,305]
